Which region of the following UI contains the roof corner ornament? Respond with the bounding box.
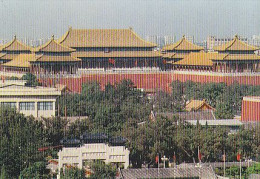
[51,35,55,40]
[69,26,72,31]
[234,34,238,39]
[129,26,133,30]
[182,35,186,39]
[14,35,17,40]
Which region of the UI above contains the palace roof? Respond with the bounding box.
[213,35,259,51]
[161,52,188,59]
[33,54,81,63]
[0,53,18,61]
[2,54,36,68]
[173,52,224,66]
[58,27,157,48]
[71,51,161,58]
[162,35,204,51]
[33,36,76,53]
[211,53,260,61]
[185,99,214,111]
[0,36,32,52]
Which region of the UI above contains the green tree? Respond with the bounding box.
[0,107,48,178]
[60,167,86,179]
[89,161,117,179]
[246,163,260,176]
[0,165,9,179]
[21,73,41,86]
[19,161,50,179]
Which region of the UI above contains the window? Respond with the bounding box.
[1,102,16,108]
[19,102,35,110]
[38,102,53,110]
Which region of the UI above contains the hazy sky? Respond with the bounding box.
[0,0,259,41]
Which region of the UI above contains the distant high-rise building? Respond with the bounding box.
[145,35,165,47]
[185,35,195,44]
[164,35,175,45]
[248,35,260,47]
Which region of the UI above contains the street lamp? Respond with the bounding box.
[161,155,168,168]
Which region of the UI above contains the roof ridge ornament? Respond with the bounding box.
[182,35,186,39]
[51,35,55,40]
[14,35,16,40]
[234,34,238,39]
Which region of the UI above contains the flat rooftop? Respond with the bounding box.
[243,96,260,102]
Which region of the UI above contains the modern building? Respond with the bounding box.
[58,27,161,69]
[241,96,260,121]
[58,133,130,173]
[163,35,175,46]
[0,80,61,118]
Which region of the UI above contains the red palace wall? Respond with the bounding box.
[241,99,260,121]
[39,72,260,94]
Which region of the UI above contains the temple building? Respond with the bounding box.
[161,35,204,69]
[172,51,224,71]
[211,35,260,72]
[57,27,161,69]
[3,36,81,74]
[185,99,214,112]
[0,36,32,64]
[169,35,260,72]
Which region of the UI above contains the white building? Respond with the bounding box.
[58,143,130,169]
[164,35,175,45]
[0,80,61,118]
[57,134,130,177]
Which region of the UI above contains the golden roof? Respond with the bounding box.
[213,35,259,51]
[0,36,32,52]
[33,36,76,53]
[2,54,36,68]
[173,52,224,66]
[71,51,161,58]
[33,54,81,63]
[162,36,204,51]
[161,52,188,59]
[0,53,19,61]
[58,27,157,48]
[212,54,260,61]
[185,99,214,111]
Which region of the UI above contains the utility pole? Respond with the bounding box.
[223,150,226,177]
[240,158,242,179]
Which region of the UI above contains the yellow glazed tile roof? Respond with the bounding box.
[162,36,204,51]
[33,36,76,53]
[71,51,161,58]
[213,35,259,51]
[0,53,19,61]
[34,54,81,62]
[58,27,157,48]
[0,36,32,51]
[173,52,225,66]
[185,99,214,111]
[211,54,260,61]
[2,54,36,68]
[161,52,188,59]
